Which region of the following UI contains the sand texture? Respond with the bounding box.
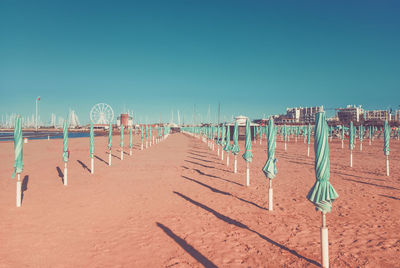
[1,133,399,267]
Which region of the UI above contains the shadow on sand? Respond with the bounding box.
[192,169,243,187]
[56,166,64,184]
[173,191,320,267]
[94,155,108,165]
[77,160,91,173]
[156,222,217,268]
[21,175,29,203]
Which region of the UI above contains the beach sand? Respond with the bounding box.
[0,133,399,267]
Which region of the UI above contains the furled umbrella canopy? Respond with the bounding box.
[307,112,338,213]
[242,119,253,162]
[120,125,124,147]
[262,118,277,179]
[224,125,231,152]
[220,124,226,147]
[89,123,95,156]
[63,120,69,162]
[108,123,112,150]
[232,121,240,155]
[11,115,23,178]
[129,127,133,149]
[349,121,354,150]
[384,120,390,156]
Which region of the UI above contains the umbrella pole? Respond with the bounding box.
[321,212,329,268]
[246,162,250,186]
[91,154,94,174]
[221,150,224,161]
[360,142,362,151]
[268,179,273,211]
[295,136,297,143]
[130,148,132,156]
[369,138,371,145]
[307,145,310,157]
[141,141,143,150]
[217,146,220,156]
[16,173,22,207]
[121,147,124,160]
[386,155,389,176]
[350,150,353,167]
[284,142,287,151]
[341,140,344,149]
[212,142,214,151]
[109,149,112,166]
[234,155,237,173]
[64,162,68,186]
[227,153,229,167]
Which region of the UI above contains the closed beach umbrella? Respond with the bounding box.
[242,118,253,186]
[262,118,277,211]
[369,126,372,145]
[307,124,311,157]
[306,112,338,268]
[220,124,226,160]
[62,120,69,186]
[12,115,23,207]
[140,125,144,150]
[384,120,390,176]
[232,121,240,173]
[90,123,94,174]
[129,127,133,156]
[284,124,287,151]
[341,125,345,149]
[359,125,363,151]
[145,125,148,148]
[224,125,231,167]
[216,126,221,156]
[149,126,152,146]
[349,121,354,167]
[108,123,112,166]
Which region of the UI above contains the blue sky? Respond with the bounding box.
[1,0,399,124]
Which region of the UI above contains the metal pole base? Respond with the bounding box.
[91,156,94,174]
[16,174,21,207]
[64,164,68,186]
[246,163,250,186]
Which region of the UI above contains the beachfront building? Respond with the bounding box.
[117,114,133,128]
[284,106,324,123]
[395,110,400,122]
[337,105,363,123]
[364,110,391,122]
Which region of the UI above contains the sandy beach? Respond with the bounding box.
[0,133,399,267]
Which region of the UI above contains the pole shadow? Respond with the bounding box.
[56,166,64,184]
[188,156,214,163]
[192,168,243,187]
[94,155,108,165]
[21,175,29,203]
[173,191,320,267]
[185,160,215,169]
[111,154,121,160]
[342,178,400,191]
[156,222,217,268]
[378,194,400,201]
[182,176,266,210]
[77,160,91,173]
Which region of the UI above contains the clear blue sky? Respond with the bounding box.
[1,0,399,124]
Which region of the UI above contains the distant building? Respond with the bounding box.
[117,114,133,128]
[395,110,400,122]
[285,106,324,123]
[337,105,363,123]
[365,110,391,122]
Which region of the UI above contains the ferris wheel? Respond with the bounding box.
[90,103,114,124]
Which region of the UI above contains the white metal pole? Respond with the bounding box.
[341,140,344,149]
[217,147,220,156]
[321,212,329,268]
[130,148,132,156]
[386,155,389,176]
[121,148,123,160]
[109,150,112,166]
[350,151,353,167]
[307,145,310,157]
[141,142,143,150]
[91,155,94,174]
[234,155,237,173]
[16,173,22,207]
[360,142,362,151]
[221,150,224,161]
[64,162,68,186]
[284,142,287,151]
[246,162,250,186]
[268,179,273,211]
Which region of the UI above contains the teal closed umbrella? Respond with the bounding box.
[349,121,354,167]
[284,124,287,151]
[359,125,363,151]
[307,112,338,268]
[12,115,24,207]
[149,126,152,146]
[341,125,345,149]
[216,126,221,156]
[242,118,253,186]
[369,126,372,145]
[307,124,311,157]
[62,120,69,186]
[145,125,148,148]
[108,123,112,166]
[224,125,231,167]
[220,124,226,160]
[384,120,390,176]
[232,121,240,173]
[120,125,124,160]
[140,125,144,150]
[129,127,133,156]
[262,118,277,211]
[90,123,95,174]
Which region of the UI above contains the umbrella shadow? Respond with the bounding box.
[56,166,64,184]
[173,191,320,267]
[188,156,214,163]
[21,175,29,203]
[332,170,384,182]
[379,194,400,201]
[77,160,91,173]
[342,178,400,191]
[94,155,108,165]
[156,222,217,268]
[182,176,265,210]
[193,168,243,187]
[185,159,215,169]
[111,154,121,160]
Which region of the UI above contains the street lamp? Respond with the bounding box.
[36,96,41,131]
